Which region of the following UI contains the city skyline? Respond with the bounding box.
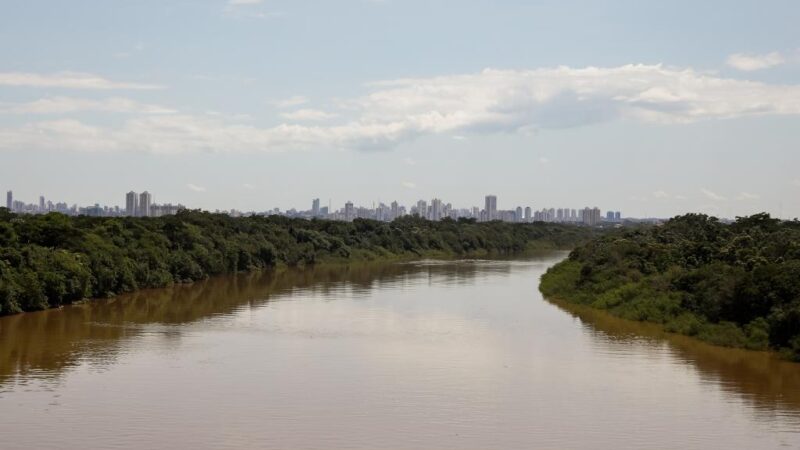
[5,187,627,224]
[4,191,622,229]
[0,1,798,219]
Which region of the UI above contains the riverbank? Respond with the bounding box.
[539,213,800,361]
[0,209,601,316]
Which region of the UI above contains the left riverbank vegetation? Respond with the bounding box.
[0,208,599,316]
[540,213,800,360]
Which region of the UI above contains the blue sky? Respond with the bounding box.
[1,0,799,218]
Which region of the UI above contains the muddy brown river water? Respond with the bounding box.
[1,253,799,449]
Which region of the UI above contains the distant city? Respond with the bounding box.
[4,189,625,225]
[4,190,184,218]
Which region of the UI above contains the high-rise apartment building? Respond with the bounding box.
[39,196,45,212]
[582,207,602,226]
[139,191,152,217]
[344,201,354,221]
[312,198,320,217]
[484,195,497,221]
[416,200,428,219]
[524,206,532,221]
[516,206,523,222]
[431,198,443,221]
[6,190,12,211]
[125,191,138,216]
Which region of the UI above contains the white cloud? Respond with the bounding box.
[273,96,309,108]
[652,190,669,199]
[0,97,175,115]
[726,52,785,71]
[0,72,163,90]
[242,183,255,190]
[186,183,207,192]
[737,192,760,200]
[401,181,416,189]
[4,64,800,153]
[701,188,727,201]
[539,157,550,164]
[452,135,467,141]
[280,108,338,121]
[652,191,688,200]
[403,157,416,166]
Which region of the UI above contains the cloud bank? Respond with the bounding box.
[2,64,800,154]
[726,52,785,71]
[0,72,163,90]
[0,97,176,115]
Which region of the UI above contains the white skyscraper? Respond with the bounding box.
[312,198,320,217]
[344,201,354,221]
[484,195,497,221]
[431,198,443,221]
[416,200,428,219]
[139,191,152,217]
[126,191,138,217]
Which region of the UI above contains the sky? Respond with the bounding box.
[1,0,799,218]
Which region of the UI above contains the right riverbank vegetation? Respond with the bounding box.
[0,208,600,316]
[540,213,800,360]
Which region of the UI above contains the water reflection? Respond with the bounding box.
[0,260,512,386]
[548,298,800,416]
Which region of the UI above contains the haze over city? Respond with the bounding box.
[2,0,799,218]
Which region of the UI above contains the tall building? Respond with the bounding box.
[516,206,523,222]
[6,190,12,211]
[126,191,138,217]
[391,201,399,220]
[484,195,497,221]
[582,207,601,226]
[344,201,354,221]
[615,211,621,221]
[524,206,532,221]
[431,198,443,221]
[39,196,45,212]
[312,198,320,217]
[139,191,152,217]
[416,200,428,219]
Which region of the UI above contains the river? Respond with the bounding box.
[1,253,799,449]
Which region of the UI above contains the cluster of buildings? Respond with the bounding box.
[277,195,621,227]
[124,191,184,217]
[5,189,622,226]
[530,207,622,225]
[3,190,184,218]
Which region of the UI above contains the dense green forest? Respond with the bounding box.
[0,208,597,316]
[540,213,800,360]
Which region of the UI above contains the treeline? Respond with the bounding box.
[0,208,597,315]
[540,213,800,360]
